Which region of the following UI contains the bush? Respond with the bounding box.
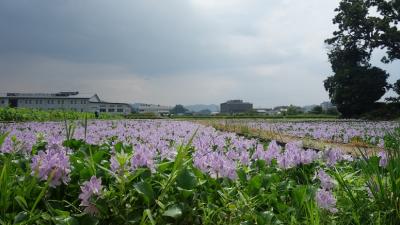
[0,107,122,122]
[362,103,400,120]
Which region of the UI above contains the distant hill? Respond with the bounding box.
[185,104,220,112]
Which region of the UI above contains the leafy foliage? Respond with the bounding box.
[0,107,122,122]
[324,61,389,117]
[170,105,189,115]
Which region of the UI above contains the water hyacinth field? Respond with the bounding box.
[207,120,400,149]
[0,120,400,224]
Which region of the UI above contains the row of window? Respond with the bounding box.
[99,104,125,108]
[21,99,87,105]
[100,108,124,113]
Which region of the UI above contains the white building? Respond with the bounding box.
[0,91,132,115]
[132,103,172,115]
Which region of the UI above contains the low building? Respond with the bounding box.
[0,91,132,115]
[254,108,273,115]
[220,100,253,114]
[132,103,172,115]
[97,102,132,115]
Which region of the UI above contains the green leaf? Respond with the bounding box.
[176,167,197,190]
[15,196,28,210]
[134,181,154,204]
[92,150,107,164]
[76,214,99,225]
[0,132,8,149]
[157,161,173,173]
[237,168,247,184]
[114,142,123,153]
[13,211,28,224]
[53,216,79,225]
[248,174,263,194]
[163,205,183,219]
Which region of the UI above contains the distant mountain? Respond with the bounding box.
[185,104,220,112]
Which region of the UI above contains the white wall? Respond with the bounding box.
[0,97,131,115]
[0,98,91,112]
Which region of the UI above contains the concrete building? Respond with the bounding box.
[132,103,172,115]
[220,100,253,114]
[0,91,132,115]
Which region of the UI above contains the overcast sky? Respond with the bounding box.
[0,0,399,107]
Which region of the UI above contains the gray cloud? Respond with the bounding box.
[0,0,398,106]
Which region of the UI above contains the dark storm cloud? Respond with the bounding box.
[0,0,286,75]
[0,0,226,74]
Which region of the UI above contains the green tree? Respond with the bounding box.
[326,0,400,63]
[386,79,400,103]
[170,105,189,114]
[326,107,339,115]
[324,61,389,117]
[286,105,303,115]
[310,106,323,114]
[324,0,398,117]
[394,80,400,96]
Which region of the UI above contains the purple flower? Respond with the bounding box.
[277,141,302,169]
[377,151,388,168]
[300,149,318,165]
[130,144,156,172]
[377,139,385,149]
[315,169,335,190]
[323,148,343,167]
[252,144,266,161]
[265,140,281,162]
[30,144,71,188]
[315,188,338,213]
[79,176,103,215]
[110,152,130,175]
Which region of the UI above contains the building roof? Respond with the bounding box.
[0,92,96,99]
[221,100,252,105]
[98,101,132,107]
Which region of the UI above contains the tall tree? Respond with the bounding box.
[324,0,397,117]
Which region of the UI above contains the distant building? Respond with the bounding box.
[220,100,253,114]
[254,108,273,114]
[320,101,336,111]
[132,103,172,115]
[0,91,132,115]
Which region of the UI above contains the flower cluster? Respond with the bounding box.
[130,144,156,173]
[315,169,337,213]
[79,176,103,215]
[277,141,318,169]
[315,189,338,213]
[322,148,343,167]
[228,120,397,145]
[30,144,71,187]
[377,151,388,168]
[252,141,281,163]
[110,151,130,175]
